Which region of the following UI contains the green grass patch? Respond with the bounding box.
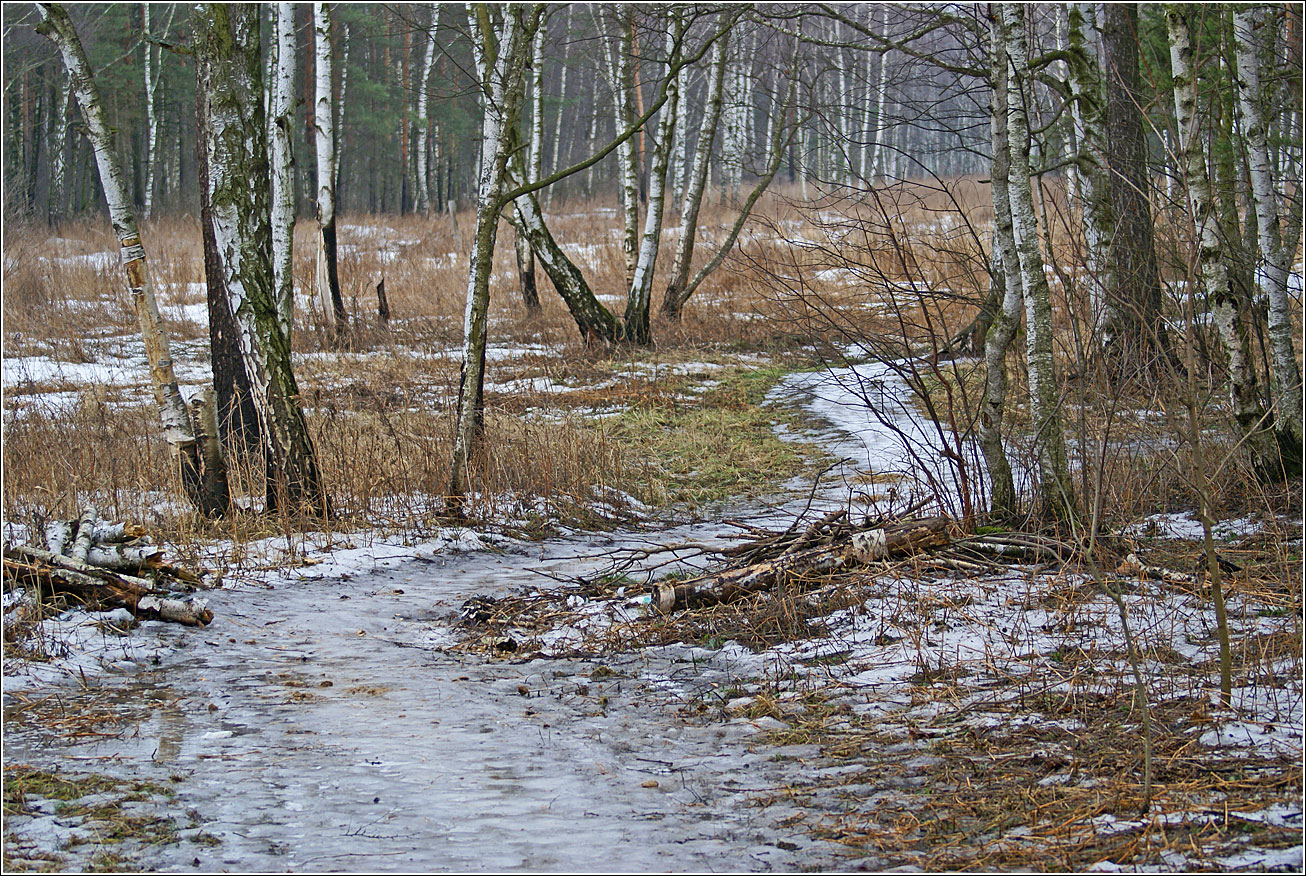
[599,364,826,508]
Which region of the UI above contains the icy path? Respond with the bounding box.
[3,528,852,872]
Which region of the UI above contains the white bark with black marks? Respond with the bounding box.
[269,1,296,340]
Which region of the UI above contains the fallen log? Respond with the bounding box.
[653,517,953,612]
[3,543,213,627]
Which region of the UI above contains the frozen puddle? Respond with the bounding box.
[2,528,852,872]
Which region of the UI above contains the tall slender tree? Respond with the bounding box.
[193,1,329,515]
[35,1,229,517]
[313,2,347,339]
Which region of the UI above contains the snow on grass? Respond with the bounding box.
[1122,512,1279,542]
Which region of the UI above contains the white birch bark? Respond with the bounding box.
[868,9,891,183]
[36,1,226,517]
[623,13,683,344]
[545,7,569,209]
[449,4,537,514]
[596,7,639,289]
[1002,4,1076,520]
[661,33,729,318]
[978,13,1020,520]
[48,68,70,221]
[415,5,437,216]
[1168,6,1276,474]
[1234,6,1302,449]
[1066,2,1115,339]
[313,3,345,335]
[194,2,325,514]
[269,2,296,340]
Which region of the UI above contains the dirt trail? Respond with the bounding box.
[4,523,861,872]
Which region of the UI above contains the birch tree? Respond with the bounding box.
[1233,5,1303,466]
[977,11,1020,522]
[1166,5,1278,479]
[414,3,437,216]
[1002,3,1076,521]
[661,32,729,320]
[35,2,229,517]
[141,3,174,220]
[269,1,296,340]
[193,2,329,515]
[47,68,70,223]
[313,2,347,339]
[448,3,538,516]
[623,11,684,345]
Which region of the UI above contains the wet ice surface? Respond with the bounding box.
[3,523,854,873]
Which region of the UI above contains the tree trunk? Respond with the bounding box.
[196,49,262,458]
[622,12,683,345]
[661,34,729,320]
[414,3,437,216]
[1234,6,1303,470]
[269,1,296,342]
[314,2,347,340]
[194,1,329,516]
[1002,4,1076,521]
[1167,5,1279,480]
[1066,3,1116,346]
[47,69,70,224]
[978,14,1020,522]
[448,4,538,516]
[36,1,228,519]
[1100,3,1167,374]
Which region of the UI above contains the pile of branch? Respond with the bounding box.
[652,516,1083,612]
[2,506,212,627]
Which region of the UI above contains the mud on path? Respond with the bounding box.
[4,526,860,872]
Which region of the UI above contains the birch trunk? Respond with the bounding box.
[616,13,640,289]
[1234,6,1303,464]
[314,3,347,340]
[868,10,891,184]
[1167,6,1279,479]
[978,15,1020,521]
[269,1,296,341]
[414,4,437,216]
[142,4,155,219]
[448,4,537,516]
[36,2,228,518]
[1002,4,1076,521]
[48,69,70,223]
[194,2,328,516]
[623,13,683,345]
[1066,3,1115,340]
[661,34,729,320]
[545,7,569,210]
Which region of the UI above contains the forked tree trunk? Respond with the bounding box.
[36,2,229,518]
[661,33,728,320]
[1234,6,1303,468]
[1167,6,1279,480]
[314,2,347,340]
[194,2,328,516]
[269,1,296,341]
[622,12,683,345]
[1002,4,1077,521]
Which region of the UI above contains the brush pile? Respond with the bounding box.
[454,509,1084,655]
[3,505,213,629]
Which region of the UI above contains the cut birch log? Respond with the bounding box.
[3,550,213,627]
[44,519,73,556]
[69,505,98,562]
[845,518,950,562]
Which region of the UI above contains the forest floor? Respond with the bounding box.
[3,199,1303,871]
